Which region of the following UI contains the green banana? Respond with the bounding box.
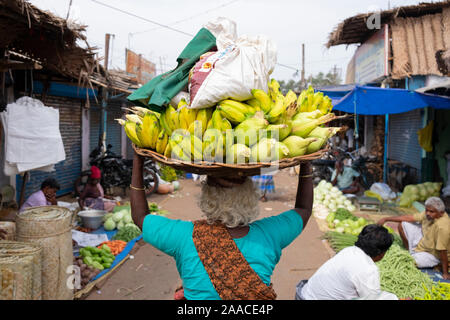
[234,116,268,147]
[306,137,327,154]
[228,143,251,164]
[264,124,290,141]
[293,110,324,121]
[282,136,318,157]
[251,89,272,114]
[291,113,335,138]
[250,138,289,163]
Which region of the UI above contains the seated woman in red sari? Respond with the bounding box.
[78,166,116,212]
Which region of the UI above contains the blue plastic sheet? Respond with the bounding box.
[316,85,450,115]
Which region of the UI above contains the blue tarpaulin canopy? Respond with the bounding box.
[316,85,450,115]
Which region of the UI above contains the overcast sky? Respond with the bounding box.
[29,0,424,83]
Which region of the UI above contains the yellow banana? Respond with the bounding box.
[310,92,324,112]
[207,118,213,129]
[251,89,272,114]
[284,90,297,109]
[156,129,169,154]
[126,114,143,125]
[267,93,285,122]
[115,119,126,126]
[124,121,142,147]
[188,120,204,139]
[163,142,172,158]
[219,100,254,115]
[140,113,160,149]
[165,104,179,131]
[177,98,188,110]
[217,103,246,124]
[245,98,262,111]
[319,96,333,114]
[191,135,204,161]
[159,110,172,136]
[267,78,281,100]
[305,86,315,111]
[196,108,209,136]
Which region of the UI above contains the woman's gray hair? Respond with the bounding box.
[198,178,259,228]
[425,197,445,213]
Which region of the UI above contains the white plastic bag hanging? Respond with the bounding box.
[1,96,65,175]
[188,17,277,109]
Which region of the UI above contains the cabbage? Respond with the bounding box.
[112,210,126,223]
[325,182,333,190]
[104,218,116,231]
[123,213,133,224]
[116,220,125,230]
[336,227,345,233]
[344,200,352,206]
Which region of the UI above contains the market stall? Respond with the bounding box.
[71,202,168,299]
[312,184,450,300]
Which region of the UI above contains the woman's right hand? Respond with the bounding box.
[377,218,386,226]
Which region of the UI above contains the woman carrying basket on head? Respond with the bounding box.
[130,150,314,300]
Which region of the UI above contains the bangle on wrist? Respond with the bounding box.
[300,174,313,178]
[130,184,146,191]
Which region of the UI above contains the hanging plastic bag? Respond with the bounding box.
[417,120,433,152]
[188,17,277,109]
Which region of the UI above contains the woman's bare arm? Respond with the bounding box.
[294,162,313,227]
[130,152,150,230]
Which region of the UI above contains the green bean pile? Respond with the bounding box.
[376,245,434,299]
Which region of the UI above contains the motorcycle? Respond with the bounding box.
[312,146,377,189]
[74,144,159,197]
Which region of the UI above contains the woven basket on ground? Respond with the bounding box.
[0,254,34,300]
[134,144,328,177]
[0,241,42,300]
[0,222,15,240]
[15,206,74,300]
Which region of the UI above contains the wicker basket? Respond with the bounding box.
[15,206,74,300]
[0,241,42,300]
[0,254,34,300]
[134,144,328,177]
[0,222,15,240]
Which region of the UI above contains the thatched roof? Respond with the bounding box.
[0,0,138,95]
[326,1,450,48]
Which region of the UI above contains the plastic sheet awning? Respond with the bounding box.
[316,85,450,115]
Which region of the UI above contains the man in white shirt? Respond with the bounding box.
[295,224,398,300]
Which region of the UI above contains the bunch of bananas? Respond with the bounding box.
[118,80,341,164]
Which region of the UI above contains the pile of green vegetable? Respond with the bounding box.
[376,245,435,299]
[112,224,142,242]
[398,182,442,208]
[79,244,115,270]
[103,208,136,231]
[326,209,370,235]
[160,165,179,182]
[323,232,440,299]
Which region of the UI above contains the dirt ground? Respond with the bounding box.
[82,169,333,300]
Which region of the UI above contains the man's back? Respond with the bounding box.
[301,246,379,300]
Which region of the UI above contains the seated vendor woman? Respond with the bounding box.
[331,159,362,194]
[130,150,314,300]
[78,166,116,212]
[19,178,60,212]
